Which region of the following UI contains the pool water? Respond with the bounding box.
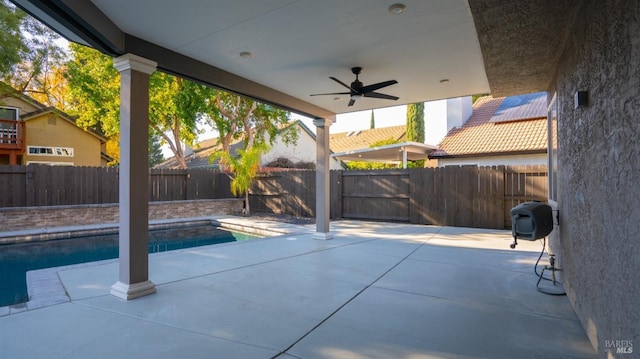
[0,225,257,307]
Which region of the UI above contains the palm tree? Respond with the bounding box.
[211,143,267,215]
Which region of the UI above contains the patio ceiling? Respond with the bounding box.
[11,0,581,119]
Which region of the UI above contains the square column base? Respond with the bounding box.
[111,280,156,300]
[313,232,335,240]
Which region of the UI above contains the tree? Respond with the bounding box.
[406,102,425,143]
[0,1,68,107]
[149,133,165,167]
[65,43,120,136]
[200,90,295,153]
[148,74,206,169]
[202,91,296,214]
[211,143,268,215]
[0,1,26,79]
[370,109,375,129]
[66,44,208,167]
[406,102,426,167]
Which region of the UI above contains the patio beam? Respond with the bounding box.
[110,54,157,300]
[313,118,334,240]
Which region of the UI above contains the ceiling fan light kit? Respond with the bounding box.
[310,67,399,107]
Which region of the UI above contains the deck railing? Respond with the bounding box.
[0,119,26,152]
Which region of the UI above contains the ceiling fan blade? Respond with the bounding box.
[330,77,356,91]
[360,80,398,94]
[364,92,399,101]
[348,98,356,107]
[310,91,350,96]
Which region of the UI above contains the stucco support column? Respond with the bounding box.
[110,54,157,300]
[313,118,334,240]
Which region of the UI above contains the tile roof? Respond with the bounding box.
[330,125,406,153]
[430,94,547,158]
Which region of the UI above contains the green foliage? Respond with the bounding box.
[0,1,26,77]
[148,133,165,167]
[346,161,398,170]
[406,102,425,143]
[345,137,400,170]
[66,45,215,167]
[472,93,490,104]
[0,1,67,105]
[199,89,294,152]
[211,142,268,215]
[370,137,399,147]
[66,43,120,136]
[370,110,375,129]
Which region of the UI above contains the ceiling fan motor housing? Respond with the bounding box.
[310,66,398,106]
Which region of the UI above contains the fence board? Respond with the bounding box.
[330,171,342,219]
[341,170,410,222]
[0,165,547,230]
[0,165,26,207]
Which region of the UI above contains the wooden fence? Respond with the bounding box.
[0,164,547,229]
[0,165,232,207]
[252,165,547,229]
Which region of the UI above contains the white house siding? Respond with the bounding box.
[260,125,342,169]
[436,153,547,167]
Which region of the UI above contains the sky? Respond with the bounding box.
[292,105,407,135]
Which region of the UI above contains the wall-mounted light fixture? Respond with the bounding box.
[574,91,588,109]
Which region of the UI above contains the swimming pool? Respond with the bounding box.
[0,225,258,307]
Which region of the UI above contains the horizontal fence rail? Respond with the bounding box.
[0,165,231,207]
[0,164,547,229]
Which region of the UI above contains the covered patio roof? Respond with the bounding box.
[331,141,436,168]
[7,0,584,306]
[10,1,580,118]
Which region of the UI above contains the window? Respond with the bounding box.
[547,93,558,202]
[27,146,74,157]
[0,107,18,121]
[26,161,73,166]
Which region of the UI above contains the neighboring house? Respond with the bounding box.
[0,85,111,166]
[429,92,548,167]
[329,125,438,168]
[156,120,342,169]
[329,125,406,154]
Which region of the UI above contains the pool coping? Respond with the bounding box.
[0,215,308,244]
[0,215,313,316]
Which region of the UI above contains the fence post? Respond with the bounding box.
[330,170,342,219]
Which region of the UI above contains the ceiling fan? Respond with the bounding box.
[310,67,399,106]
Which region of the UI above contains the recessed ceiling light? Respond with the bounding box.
[239,51,253,59]
[440,79,450,84]
[388,3,406,15]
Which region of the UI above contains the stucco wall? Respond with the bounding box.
[437,153,547,167]
[25,114,103,167]
[551,1,639,354]
[260,124,342,170]
[0,97,40,114]
[0,198,243,234]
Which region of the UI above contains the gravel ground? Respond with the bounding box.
[247,212,315,225]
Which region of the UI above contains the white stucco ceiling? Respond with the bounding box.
[88,0,489,115]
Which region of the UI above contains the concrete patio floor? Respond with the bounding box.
[0,219,596,358]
